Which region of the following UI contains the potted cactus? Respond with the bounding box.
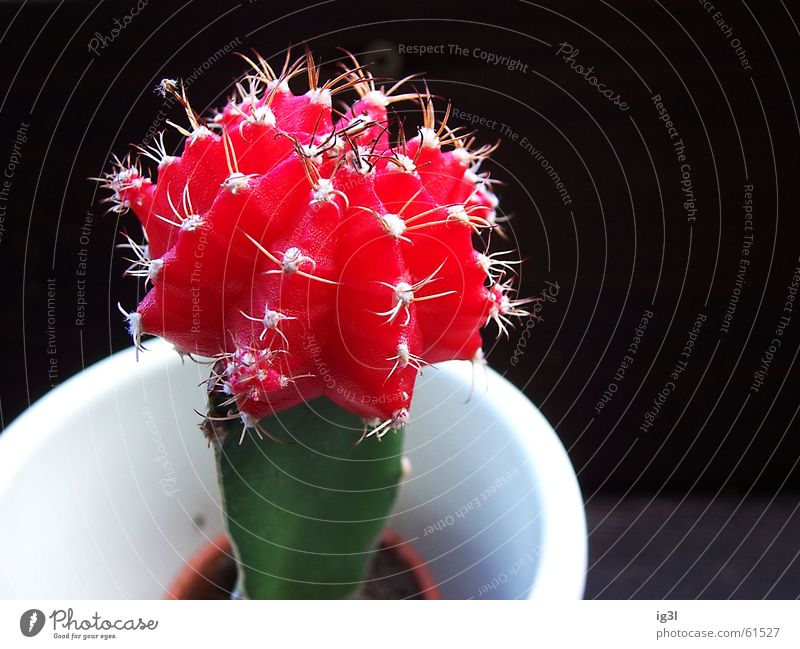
[101,50,539,599]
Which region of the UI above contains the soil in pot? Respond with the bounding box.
[167,530,441,600]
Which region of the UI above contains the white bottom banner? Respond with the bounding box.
[0,601,797,648]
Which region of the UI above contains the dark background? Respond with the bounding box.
[1,0,798,597]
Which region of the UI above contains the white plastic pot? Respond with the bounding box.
[0,339,586,599]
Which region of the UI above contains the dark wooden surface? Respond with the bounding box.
[586,495,800,599]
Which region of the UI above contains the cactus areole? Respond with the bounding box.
[104,51,530,599]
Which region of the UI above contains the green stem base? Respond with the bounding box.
[212,398,404,599]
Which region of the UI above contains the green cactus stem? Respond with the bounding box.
[207,397,404,599]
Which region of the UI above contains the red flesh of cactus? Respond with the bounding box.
[105,53,529,436]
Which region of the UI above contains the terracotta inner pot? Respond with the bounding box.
[167,529,442,600]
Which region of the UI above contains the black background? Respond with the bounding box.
[1,0,798,597]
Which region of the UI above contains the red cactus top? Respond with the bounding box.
[106,54,529,434]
